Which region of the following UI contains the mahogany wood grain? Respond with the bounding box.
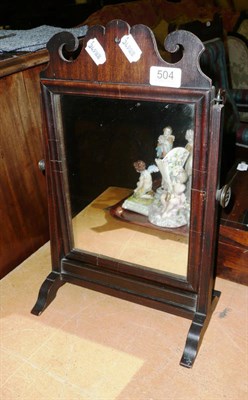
[31,22,223,367]
[0,53,49,278]
[217,164,248,285]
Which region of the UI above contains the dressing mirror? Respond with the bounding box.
[31,21,223,367]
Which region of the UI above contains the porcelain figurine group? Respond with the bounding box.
[122,126,194,228]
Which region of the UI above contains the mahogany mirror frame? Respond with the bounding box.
[31,20,223,367]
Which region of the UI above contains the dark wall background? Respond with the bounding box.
[0,1,98,29]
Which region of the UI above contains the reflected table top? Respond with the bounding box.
[72,186,188,277]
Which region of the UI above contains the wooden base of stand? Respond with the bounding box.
[31,272,65,316]
[180,290,220,368]
[31,268,220,368]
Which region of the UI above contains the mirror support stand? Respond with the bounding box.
[180,290,221,367]
[31,22,223,367]
[31,272,65,316]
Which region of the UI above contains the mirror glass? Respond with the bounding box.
[61,95,195,278]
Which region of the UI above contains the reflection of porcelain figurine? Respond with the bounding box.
[122,160,158,216]
[184,129,194,201]
[120,127,193,227]
[185,128,194,152]
[185,129,194,174]
[156,126,175,159]
[160,169,188,218]
[149,148,190,228]
[133,160,153,198]
[155,147,189,193]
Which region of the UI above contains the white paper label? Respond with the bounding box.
[150,66,182,88]
[85,38,106,65]
[119,34,142,63]
[237,161,248,171]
